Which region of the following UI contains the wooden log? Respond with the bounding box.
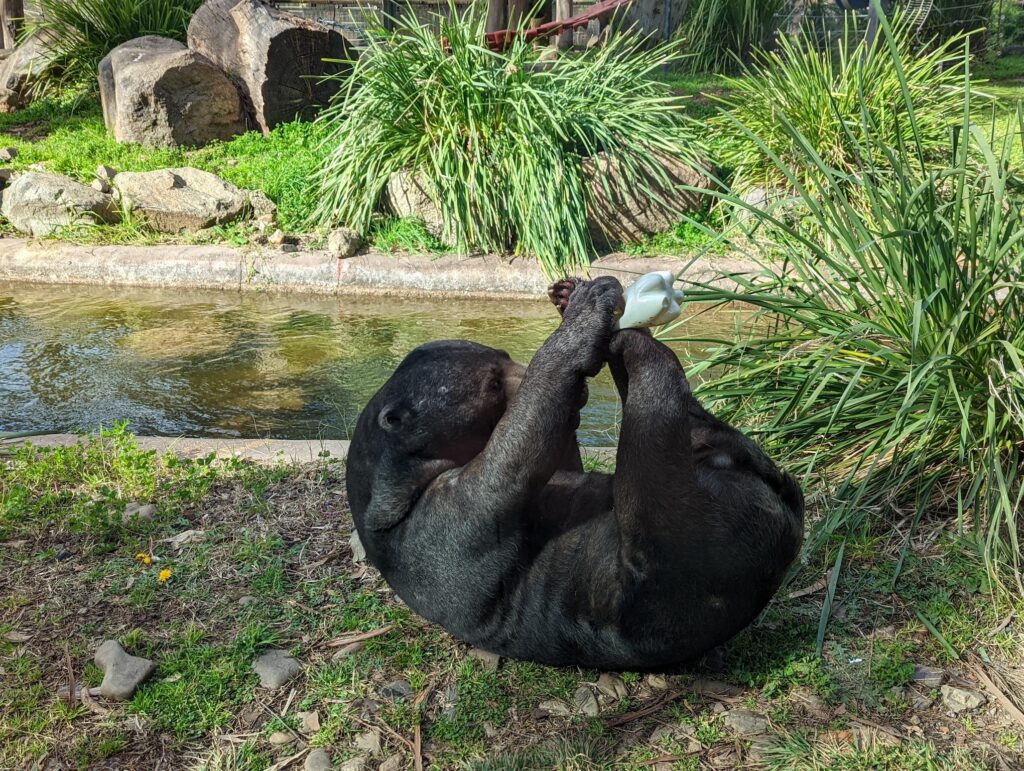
[188,0,352,134]
[1,0,24,49]
[555,0,573,49]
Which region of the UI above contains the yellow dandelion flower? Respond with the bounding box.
[158,568,172,582]
[135,552,152,565]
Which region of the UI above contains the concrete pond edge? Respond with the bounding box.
[0,237,758,297]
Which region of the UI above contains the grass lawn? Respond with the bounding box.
[3,430,1024,769]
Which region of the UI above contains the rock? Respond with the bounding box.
[246,189,277,221]
[538,698,573,716]
[909,689,934,710]
[268,228,287,246]
[483,721,498,738]
[253,648,302,690]
[188,0,353,133]
[97,165,118,181]
[1,172,119,236]
[386,170,444,239]
[98,36,246,148]
[305,749,333,771]
[467,648,500,672]
[3,630,30,643]
[268,730,295,746]
[122,502,156,523]
[645,673,670,690]
[584,151,713,247]
[0,33,50,112]
[327,226,361,259]
[380,679,414,702]
[747,736,776,763]
[790,686,829,719]
[573,685,600,717]
[940,684,987,714]
[0,146,18,161]
[349,530,366,562]
[298,710,321,734]
[112,167,248,233]
[691,678,744,698]
[911,664,945,688]
[722,708,770,737]
[339,759,367,771]
[281,242,299,253]
[378,754,403,771]
[354,728,381,755]
[91,179,112,195]
[94,640,156,701]
[649,723,701,753]
[238,595,257,606]
[596,673,629,701]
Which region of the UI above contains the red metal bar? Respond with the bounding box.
[484,0,633,51]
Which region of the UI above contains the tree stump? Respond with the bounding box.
[188,0,353,134]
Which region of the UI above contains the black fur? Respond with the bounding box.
[346,277,804,669]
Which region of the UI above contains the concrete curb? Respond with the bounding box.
[7,434,617,465]
[0,237,757,297]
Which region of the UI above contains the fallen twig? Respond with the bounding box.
[970,659,1024,730]
[605,690,685,728]
[80,686,111,716]
[788,569,833,600]
[322,624,395,649]
[266,747,309,771]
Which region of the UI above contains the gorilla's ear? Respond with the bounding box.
[378,403,409,433]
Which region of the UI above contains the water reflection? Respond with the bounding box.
[0,282,745,445]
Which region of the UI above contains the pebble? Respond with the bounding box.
[911,664,945,688]
[339,758,368,771]
[573,685,600,717]
[595,673,629,701]
[379,679,414,702]
[281,243,299,253]
[91,178,112,194]
[298,710,321,734]
[268,730,295,747]
[538,698,573,716]
[268,229,287,246]
[467,648,500,671]
[790,686,829,719]
[909,688,934,710]
[253,649,303,690]
[722,708,770,737]
[349,530,366,562]
[354,728,381,755]
[305,749,333,771]
[691,678,743,697]
[238,595,257,606]
[121,501,156,523]
[327,227,361,259]
[378,754,403,771]
[645,673,670,690]
[96,164,118,181]
[94,639,155,701]
[940,684,987,714]
[0,146,18,161]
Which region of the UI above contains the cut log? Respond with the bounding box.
[188,0,353,134]
[98,37,246,148]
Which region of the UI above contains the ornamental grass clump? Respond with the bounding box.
[312,7,696,277]
[668,16,1024,585]
[712,15,967,195]
[30,0,203,94]
[678,0,785,74]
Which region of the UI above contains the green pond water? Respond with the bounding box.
[0,281,744,445]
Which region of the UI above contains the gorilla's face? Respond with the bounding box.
[374,341,526,465]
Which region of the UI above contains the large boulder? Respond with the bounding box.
[98,36,247,148]
[386,170,445,239]
[0,32,50,113]
[188,0,353,133]
[584,152,713,247]
[1,172,119,236]
[112,167,248,233]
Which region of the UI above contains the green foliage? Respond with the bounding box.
[370,217,448,253]
[312,5,696,277]
[870,641,915,690]
[30,0,204,94]
[671,14,1024,584]
[712,16,967,194]
[678,0,785,74]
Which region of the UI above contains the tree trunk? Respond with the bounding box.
[188,0,352,134]
[2,0,24,49]
[486,0,506,33]
[555,0,573,49]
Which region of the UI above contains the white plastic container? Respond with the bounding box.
[615,270,684,330]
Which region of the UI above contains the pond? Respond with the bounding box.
[0,282,744,445]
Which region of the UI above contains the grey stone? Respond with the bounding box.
[281,242,299,253]
[98,36,245,148]
[122,501,156,523]
[0,33,50,113]
[386,170,444,239]
[940,685,987,714]
[911,664,945,688]
[268,228,287,246]
[305,749,333,771]
[722,708,770,737]
[595,673,629,701]
[584,152,714,247]
[378,754,403,771]
[573,685,600,717]
[91,179,112,195]
[327,227,361,259]
[253,648,302,690]
[1,172,119,236]
[349,529,366,562]
[339,759,367,771]
[380,679,414,702]
[909,688,934,710]
[645,673,670,690]
[354,728,381,755]
[0,147,18,161]
[246,189,277,221]
[467,648,500,671]
[268,730,295,746]
[789,686,829,719]
[113,167,248,233]
[649,723,700,753]
[238,595,257,606]
[298,710,321,734]
[94,639,156,701]
[97,165,118,181]
[538,698,573,716]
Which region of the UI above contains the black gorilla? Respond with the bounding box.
[346,277,804,670]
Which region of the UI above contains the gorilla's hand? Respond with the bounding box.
[556,277,624,377]
[548,277,582,317]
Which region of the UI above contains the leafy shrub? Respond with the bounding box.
[669,17,1024,584]
[30,0,203,94]
[678,0,785,74]
[711,16,966,195]
[312,6,696,277]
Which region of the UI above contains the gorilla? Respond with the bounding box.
[346,276,804,670]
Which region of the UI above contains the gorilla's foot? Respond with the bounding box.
[547,277,583,316]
